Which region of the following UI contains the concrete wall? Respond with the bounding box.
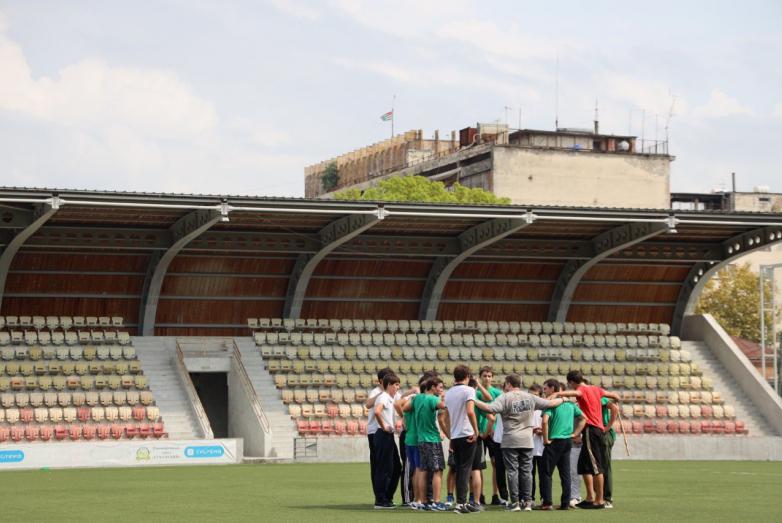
[682,314,782,437]
[297,435,782,463]
[492,146,672,209]
[227,364,270,457]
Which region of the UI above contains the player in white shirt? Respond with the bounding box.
[372,374,402,509]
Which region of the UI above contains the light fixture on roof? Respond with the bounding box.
[667,215,679,234]
[220,202,230,222]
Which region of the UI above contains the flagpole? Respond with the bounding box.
[391,95,395,138]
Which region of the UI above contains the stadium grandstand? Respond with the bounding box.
[0,186,781,468]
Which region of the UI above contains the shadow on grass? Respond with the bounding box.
[286,504,377,511]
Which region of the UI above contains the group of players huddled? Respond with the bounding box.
[366,365,619,512]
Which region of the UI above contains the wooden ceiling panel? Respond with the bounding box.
[160,276,288,297]
[1,297,140,323]
[438,303,549,322]
[567,305,675,324]
[300,301,419,320]
[156,299,283,324]
[5,273,144,295]
[583,264,691,282]
[442,281,554,301]
[451,263,562,280]
[10,252,150,272]
[306,279,425,300]
[314,259,431,278]
[168,256,295,275]
[572,283,680,303]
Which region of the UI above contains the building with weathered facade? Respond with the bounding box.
[305,122,674,209]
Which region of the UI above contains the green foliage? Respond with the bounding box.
[320,162,339,192]
[695,262,779,343]
[332,175,512,204]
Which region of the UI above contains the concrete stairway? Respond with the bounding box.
[683,341,777,437]
[235,338,296,459]
[132,337,204,440]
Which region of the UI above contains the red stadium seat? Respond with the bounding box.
[82,424,96,440]
[55,425,68,440]
[25,426,39,441]
[631,421,643,435]
[21,408,34,424]
[40,425,53,441]
[347,421,358,435]
[133,406,146,422]
[395,419,403,433]
[321,420,334,435]
[359,421,367,435]
[11,426,24,442]
[125,424,138,438]
[712,421,725,434]
[655,405,667,418]
[309,421,320,434]
[724,421,736,435]
[678,421,689,434]
[97,424,111,440]
[690,421,701,435]
[655,420,666,434]
[327,404,338,419]
[700,421,712,434]
[667,420,679,434]
[78,407,91,423]
[701,405,713,418]
[0,427,7,442]
[735,421,748,435]
[153,423,165,437]
[612,421,620,434]
[139,423,151,437]
[643,421,655,434]
[334,420,346,436]
[111,424,124,439]
[297,421,309,435]
[621,420,632,435]
[69,425,83,440]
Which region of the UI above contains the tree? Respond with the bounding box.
[320,162,339,192]
[332,175,512,204]
[695,262,779,343]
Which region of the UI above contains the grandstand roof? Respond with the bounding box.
[2,186,782,336]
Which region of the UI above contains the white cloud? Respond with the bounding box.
[435,20,560,62]
[0,28,218,139]
[693,89,755,119]
[266,0,320,21]
[774,101,782,117]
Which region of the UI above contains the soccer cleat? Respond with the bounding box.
[536,504,554,510]
[604,501,613,509]
[453,504,472,514]
[500,499,509,507]
[469,503,486,512]
[432,503,447,511]
[508,502,521,512]
[582,503,605,510]
[576,500,594,509]
[556,505,571,510]
[445,494,454,507]
[480,495,486,505]
[523,502,532,511]
[570,498,580,507]
[491,494,501,506]
[374,500,397,510]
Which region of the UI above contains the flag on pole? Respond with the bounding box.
[380,111,393,121]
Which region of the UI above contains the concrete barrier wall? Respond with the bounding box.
[227,367,269,456]
[298,435,782,463]
[682,314,782,437]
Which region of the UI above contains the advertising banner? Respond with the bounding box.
[0,439,240,470]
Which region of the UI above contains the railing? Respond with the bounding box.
[230,341,272,433]
[639,140,669,155]
[173,339,214,440]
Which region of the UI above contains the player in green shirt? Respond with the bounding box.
[475,366,502,506]
[539,379,587,510]
[404,377,447,509]
[600,396,619,508]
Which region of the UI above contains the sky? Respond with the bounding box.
[0,0,781,198]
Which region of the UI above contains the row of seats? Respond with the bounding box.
[259,345,688,365]
[1,360,142,376]
[1,391,154,408]
[0,316,124,330]
[620,419,747,436]
[0,375,148,392]
[1,346,136,361]
[0,405,160,423]
[255,331,681,350]
[249,318,671,336]
[0,331,131,345]
[0,423,164,443]
[266,357,699,377]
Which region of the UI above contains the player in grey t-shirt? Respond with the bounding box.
[475,374,564,511]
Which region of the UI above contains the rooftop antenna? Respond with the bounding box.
[664,92,679,152]
[555,50,559,130]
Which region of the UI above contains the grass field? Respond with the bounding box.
[4,460,781,521]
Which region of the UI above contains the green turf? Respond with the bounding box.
[3,460,781,521]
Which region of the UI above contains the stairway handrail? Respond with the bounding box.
[230,340,272,433]
[173,340,215,440]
